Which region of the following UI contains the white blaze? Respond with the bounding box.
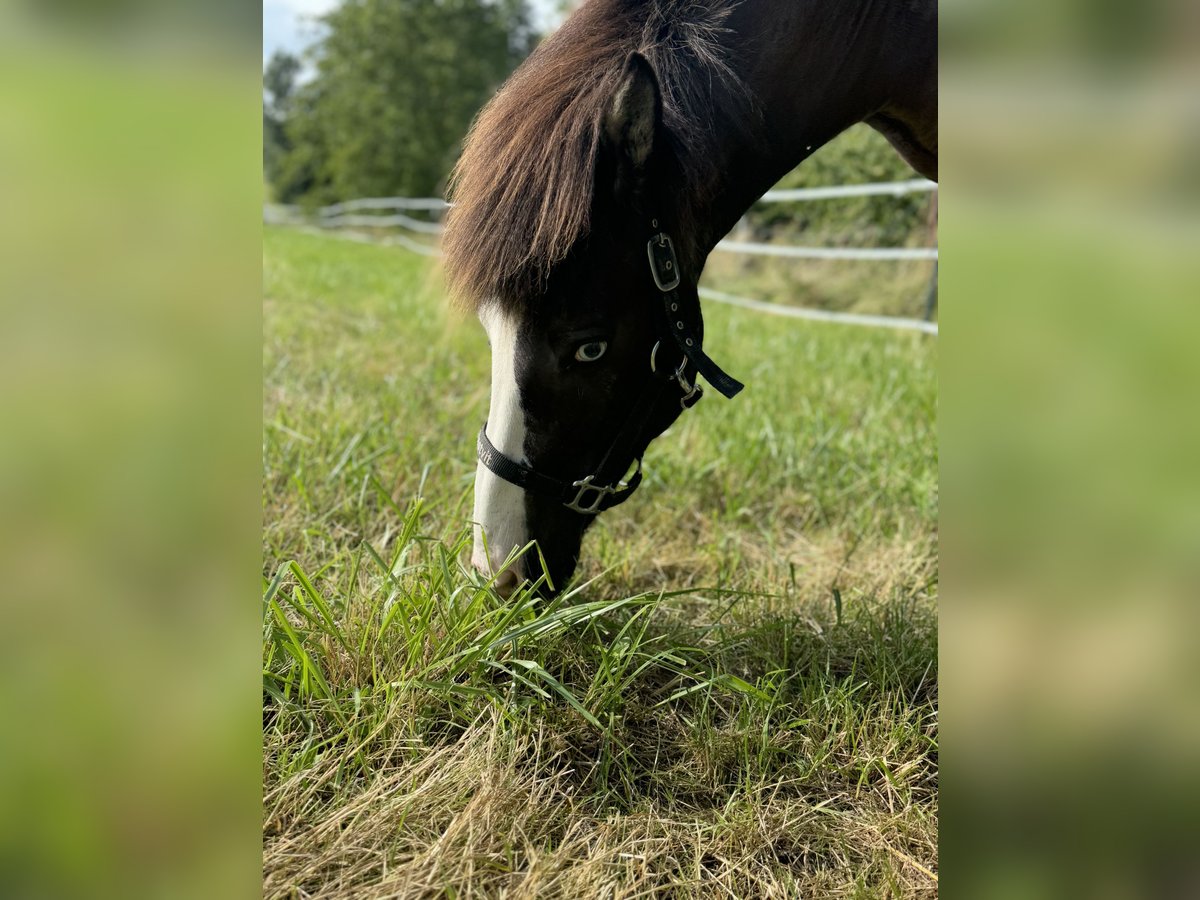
[471,306,529,579]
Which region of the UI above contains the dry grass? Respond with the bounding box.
[266,714,937,898]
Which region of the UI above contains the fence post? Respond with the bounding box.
[922,190,938,322]
[922,262,938,321]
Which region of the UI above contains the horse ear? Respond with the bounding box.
[600,52,662,202]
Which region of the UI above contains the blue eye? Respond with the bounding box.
[574,340,608,362]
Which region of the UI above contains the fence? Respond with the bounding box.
[265,177,938,334]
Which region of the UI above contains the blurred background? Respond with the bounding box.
[262,0,939,321]
[940,1,1200,895]
[0,0,1197,896]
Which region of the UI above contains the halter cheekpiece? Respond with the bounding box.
[476,219,744,515]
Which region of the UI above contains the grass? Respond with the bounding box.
[263,225,938,898]
[702,251,937,322]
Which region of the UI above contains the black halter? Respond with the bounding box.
[476,219,744,515]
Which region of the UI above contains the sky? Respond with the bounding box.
[262,0,337,64]
[263,0,564,65]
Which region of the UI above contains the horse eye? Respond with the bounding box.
[574,340,608,363]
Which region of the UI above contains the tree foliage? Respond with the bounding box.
[269,0,534,205]
[263,51,301,194]
[746,124,934,248]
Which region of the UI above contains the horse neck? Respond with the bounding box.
[680,0,937,259]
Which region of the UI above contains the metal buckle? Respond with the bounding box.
[646,233,682,292]
[563,460,642,514]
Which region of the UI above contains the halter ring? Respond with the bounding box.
[564,459,642,514]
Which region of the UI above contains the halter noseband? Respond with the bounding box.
[476,219,744,516]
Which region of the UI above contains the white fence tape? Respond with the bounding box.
[312,179,936,214]
[758,178,936,202]
[714,240,937,261]
[264,203,303,225]
[320,212,445,234]
[286,181,940,261]
[321,196,450,215]
[311,216,939,261]
[699,288,938,335]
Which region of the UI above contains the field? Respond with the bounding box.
[262,225,939,897]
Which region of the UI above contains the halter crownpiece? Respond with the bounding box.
[646,222,744,398]
[475,219,744,515]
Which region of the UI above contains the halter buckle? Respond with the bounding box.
[646,233,682,292]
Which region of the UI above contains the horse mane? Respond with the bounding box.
[443,0,754,311]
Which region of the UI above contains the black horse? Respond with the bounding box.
[444,0,936,595]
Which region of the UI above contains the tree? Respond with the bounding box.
[271,0,535,204]
[263,51,301,192]
[264,51,301,116]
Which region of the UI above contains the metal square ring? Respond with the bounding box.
[565,477,612,514]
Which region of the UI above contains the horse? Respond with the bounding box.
[443,0,936,596]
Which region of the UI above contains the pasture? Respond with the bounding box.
[263,225,938,897]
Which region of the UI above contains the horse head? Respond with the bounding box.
[446,51,741,595]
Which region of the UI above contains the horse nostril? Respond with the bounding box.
[491,566,520,597]
[472,550,522,597]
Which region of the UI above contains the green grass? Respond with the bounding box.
[263,225,938,897]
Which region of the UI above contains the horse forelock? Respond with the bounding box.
[442,0,757,316]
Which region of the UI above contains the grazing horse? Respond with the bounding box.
[444,0,936,595]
